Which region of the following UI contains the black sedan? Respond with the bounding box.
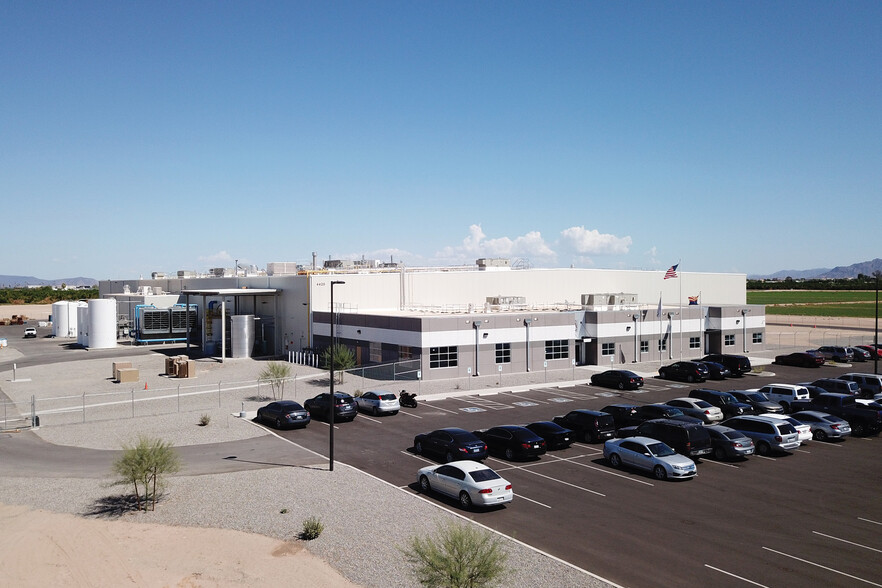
[524,421,574,449]
[303,392,358,422]
[590,369,645,390]
[706,424,755,460]
[728,390,784,414]
[658,361,707,383]
[473,425,547,460]
[697,361,730,380]
[256,400,311,429]
[774,351,825,368]
[413,428,488,463]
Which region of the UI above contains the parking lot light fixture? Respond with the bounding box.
[329,280,345,472]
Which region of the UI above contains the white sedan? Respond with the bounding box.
[417,460,513,509]
[664,397,724,423]
[354,390,400,415]
[765,414,813,443]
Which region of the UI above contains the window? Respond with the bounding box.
[689,337,700,349]
[601,342,615,356]
[399,346,412,360]
[369,341,382,363]
[658,339,667,352]
[752,332,763,344]
[640,340,649,354]
[429,346,458,368]
[495,343,511,364]
[545,340,568,359]
[725,334,735,346]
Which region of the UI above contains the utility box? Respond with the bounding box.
[165,357,178,377]
[117,368,139,383]
[113,361,133,380]
[177,360,196,378]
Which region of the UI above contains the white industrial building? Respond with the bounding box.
[98,262,765,381]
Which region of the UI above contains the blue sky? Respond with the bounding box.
[2,2,880,280]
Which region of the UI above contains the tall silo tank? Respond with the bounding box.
[67,301,86,338]
[77,304,90,346]
[230,315,255,358]
[52,302,69,338]
[88,299,117,349]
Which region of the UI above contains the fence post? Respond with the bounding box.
[32,395,36,428]
[83,392,86,423]
[177,384,181,412]
[131,389,135,418]
[218,382,222,408]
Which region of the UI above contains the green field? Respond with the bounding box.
[748,290,879,318]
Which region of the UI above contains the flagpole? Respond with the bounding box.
[679,263,683,359]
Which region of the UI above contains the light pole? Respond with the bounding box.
[329,280,345,471]
[741,309,750,353]
[473,321,482,376]
[875,272,879,375]
[524,318,532,372]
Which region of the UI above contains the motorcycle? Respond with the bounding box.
[399,390,418,408]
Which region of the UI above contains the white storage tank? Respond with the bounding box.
[231,315,255,358]
[88,299,117,349]
[77,304,89,346]
[51,301,70,338]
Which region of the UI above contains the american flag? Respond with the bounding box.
[664,264,679,279]
[688,295,699,305]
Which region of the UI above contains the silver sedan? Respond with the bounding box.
[791,411,852,441]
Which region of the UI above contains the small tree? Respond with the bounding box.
[320,343,356,383]
[403,521,509,588]
[260,361,292,400]
[112,436,181,511]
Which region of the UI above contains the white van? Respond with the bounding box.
[755,384,811,412]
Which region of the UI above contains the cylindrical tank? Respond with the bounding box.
[77,305,89,346]
[52,302,69,338]
[88,299,117,349]
[230,315,255,358]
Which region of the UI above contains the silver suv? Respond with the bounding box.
[721,415,801,455]
[816,346,854,363]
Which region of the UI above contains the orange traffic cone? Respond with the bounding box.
[144,382,148,390]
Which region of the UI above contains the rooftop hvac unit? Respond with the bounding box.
[171,305,198,334]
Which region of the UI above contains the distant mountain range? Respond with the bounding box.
[749,258,882,280]
[0,275,98,288]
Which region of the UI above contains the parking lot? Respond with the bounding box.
[276,364,882,587]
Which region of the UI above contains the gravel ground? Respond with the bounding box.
[0,350,616,588]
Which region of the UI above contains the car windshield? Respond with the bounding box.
[665,407,684,416]
[379,394,396,400]
[469,469,501,483]
[723,431,744,440]
[647,442,676,457]
[694,400,712,408]
[778,423,797,435]
[451,432,477,443]
[746,393,766,402]
[719,394,736,404]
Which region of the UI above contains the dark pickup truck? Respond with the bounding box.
[790,393,882,436]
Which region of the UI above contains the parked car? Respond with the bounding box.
[599,404,640,429]
[413,428,488,463]
[23,327,37,338]
[848,347,872,362]
[774,351,825,368]
[763,414,812,444]
[696,361,731,380]
[790,393,882,436]
[728,390,784,414]
[304,392,357,422]
[688,389,754,418]
[417,460,512,509]
[603,436,697,481]
[790,411,852,441]
[552,410,616,443]
[837,373,882,400]
[354,390,400,415]
[701,353,752,376]
[524,421,574,449]
[814,345,854,363]
[754,384,811,412]
[721,415,801,455]
[255,400,311,429]
[658,361,707,383]
[705,424,755,460]
[616,419,713,459]
[473,425,547,460]
[664,397,724,423]
[630,404,703,425]
[590,369,645,390]
[804,378,860,397]
[855,345,882,359]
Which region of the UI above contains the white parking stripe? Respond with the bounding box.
[813,531,882,553]
[700,459,741,469]
[762,546,882,587]
[359,415,382,424]
[399,450,436,465]
[520,467,605,497]
[704,564,769,586]
[546,454,656,486]
[515,493,552,509]
[397,410,423,419]
[497,391,551,404]
[859,517,882,526]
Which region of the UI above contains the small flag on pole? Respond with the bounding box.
[656,295,662,318]
[688,295,699,305]
[664,264,679,279]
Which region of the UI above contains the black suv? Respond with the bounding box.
[701,354,752,377]
[304,392,358,422]
[689,389,754,418]
[618,419,713,459]
[658,361,707,383]
[553,410,616,443]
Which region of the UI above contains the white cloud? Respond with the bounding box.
[559,226,632,255]
[197,250,234,268]
[434,225,556,265]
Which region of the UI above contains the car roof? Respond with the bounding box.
[618,435,665,446]
[443,460,496,473]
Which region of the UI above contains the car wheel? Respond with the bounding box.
[714,447,726,460]
[274,418,282,429]
[609,453,622,468]
[653,465,668,480]
[687,375,695,383]
[445,451,454,463]
[813,429,827,442]
[419,475,431,493]
[757,441,771,456]
[781,402,790,414]
[852,422,866,436]
[372,406,379,416]
[459,491,472,509]
[414,441,423,454]
[618,382,624,390]
[505,448,515,460]
[391,411,398,416]
[584,430,595,443]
